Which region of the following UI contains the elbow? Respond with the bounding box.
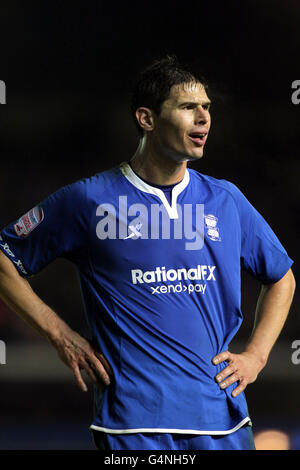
[264,268,296,299]
[286,268,296,292]
[278,268,296,298]
[290,270,296,295]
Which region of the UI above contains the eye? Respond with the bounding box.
[202,104,211,111]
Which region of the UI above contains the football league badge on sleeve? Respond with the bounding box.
[204,214,221,242]
[14,205,44,237]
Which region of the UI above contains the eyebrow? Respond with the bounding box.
[178,100,212,107]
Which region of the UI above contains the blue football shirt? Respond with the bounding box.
[0,162,293,435]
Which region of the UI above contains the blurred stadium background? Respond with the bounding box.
[0,0,299,450]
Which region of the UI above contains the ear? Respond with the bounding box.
[135,107,155,133]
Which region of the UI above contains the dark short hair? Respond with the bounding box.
[131,55,207,137]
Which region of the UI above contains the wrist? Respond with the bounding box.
[41,309,71,347]
[243,347,268,370]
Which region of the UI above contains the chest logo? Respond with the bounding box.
[124,222,143,240]
[205,214,221,242]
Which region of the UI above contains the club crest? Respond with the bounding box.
[205,214,221,242]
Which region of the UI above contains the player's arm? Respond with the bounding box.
[0,250,112,392]
[212,268,296,396]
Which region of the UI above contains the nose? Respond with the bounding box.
[194,105,210,125]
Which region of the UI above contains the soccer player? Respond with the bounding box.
[0,56,295,450]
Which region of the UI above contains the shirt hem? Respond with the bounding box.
[90,416,251,435]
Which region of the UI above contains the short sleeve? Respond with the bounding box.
[0,180,88,277]
[227,182,293,284]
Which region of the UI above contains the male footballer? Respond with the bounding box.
[0,56,295,450]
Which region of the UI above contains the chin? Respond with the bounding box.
[185,150,205,162]
[165,146,205,163]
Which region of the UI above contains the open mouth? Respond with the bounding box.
[188,133,207,145]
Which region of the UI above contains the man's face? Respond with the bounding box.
[152,82,211,162]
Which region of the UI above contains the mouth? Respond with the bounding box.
[188,132,207,146]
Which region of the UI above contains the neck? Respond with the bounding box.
[130,137,187,185]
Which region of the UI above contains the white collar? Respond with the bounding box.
[119,162,190,219]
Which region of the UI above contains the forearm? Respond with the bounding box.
[0,250,112,391]
[0,251,69,344]
[244,268,296,367]
[213,269,296,396]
